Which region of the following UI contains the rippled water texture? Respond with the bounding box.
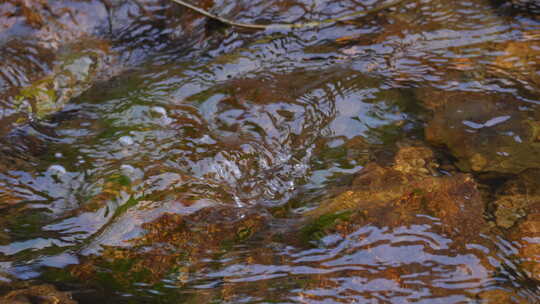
[1,0,540,303]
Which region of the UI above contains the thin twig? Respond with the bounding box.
[170,0,406,30]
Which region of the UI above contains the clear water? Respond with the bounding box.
[0,0,539,303]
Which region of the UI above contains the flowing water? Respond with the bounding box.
[1,0,540,303]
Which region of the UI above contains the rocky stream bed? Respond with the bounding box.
[1,0,540,303]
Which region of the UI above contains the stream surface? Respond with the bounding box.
[1,0,540,303]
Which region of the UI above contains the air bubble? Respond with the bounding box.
[150,106,167,117]
[48,165,67,176]
[119,136,134,146]
[120,164,135,174]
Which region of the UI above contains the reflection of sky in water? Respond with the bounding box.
[193,223,497,302]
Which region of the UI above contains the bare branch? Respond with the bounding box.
[170,0,406,30]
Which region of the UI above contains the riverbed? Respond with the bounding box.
[0,0,539,303]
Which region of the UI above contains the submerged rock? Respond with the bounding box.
[0,0,115,136]
[416,25,540,176]
[305,145,485,237]
[62,143,498,301]
[492,169,540,229]
[0,284,76,304]
[492,36,540,87]
[494,194,531,229]
[11,39,114,120]
[0,0,216,137]
[496,170,540,281]
[477,289,529,304]
[509,213,540,281]
[492,0,540,14]
[68,206,268,293]
[292,145,502,303]
[419,89,540,174]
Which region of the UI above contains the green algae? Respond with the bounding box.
[300,210,353,243]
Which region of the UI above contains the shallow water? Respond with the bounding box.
[1,0,540,303]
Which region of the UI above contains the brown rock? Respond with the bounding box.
[421,89,540,174]
[477,289,528,304]
[510,214,540,281]
[70,206,268,287]
[306,145,485,237]
[491,169,540,229]
[0,0,216,137]
[494,194,531,229]
[492,34,540,87]
[0,284,76,304]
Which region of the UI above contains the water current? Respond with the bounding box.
[1,0,540,303]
